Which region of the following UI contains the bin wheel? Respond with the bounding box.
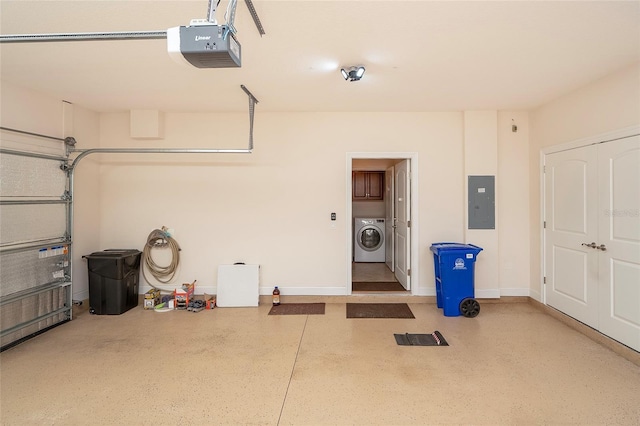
[89,308,96,315]
[459,298,480,318]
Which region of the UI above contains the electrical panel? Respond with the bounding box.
[468,175,495,229]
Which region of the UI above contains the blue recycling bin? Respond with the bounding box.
[430,243,483,317]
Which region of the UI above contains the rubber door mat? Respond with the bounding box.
[352,282,406,291]
[268,303,325,315]
[346,303,415,319]
[394,331,449,346]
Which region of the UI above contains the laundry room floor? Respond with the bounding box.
[352,262,397,282]
[1,299,639,425]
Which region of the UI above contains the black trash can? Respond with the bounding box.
[84,249,141,315]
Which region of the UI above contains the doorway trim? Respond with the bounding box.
[346,152,419,295]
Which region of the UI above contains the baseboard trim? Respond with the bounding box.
[499,288,530,297]
[261,287,348,296]
[476,289,501,298]
[255,287,530,298]
[72,289,89,302]
[529,299,640,367]
[134,285,531,299]
[139,284,217,295]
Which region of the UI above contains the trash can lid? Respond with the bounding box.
[430,243,483,254]
[83,249,141,258]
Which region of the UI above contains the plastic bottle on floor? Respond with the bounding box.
[272,286,280,306]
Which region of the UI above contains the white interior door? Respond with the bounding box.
[385,166,395,271]
[597,136,640,351]
[544,146,599,328]
[394,160,410,289]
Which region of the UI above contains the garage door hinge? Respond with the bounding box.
[61,191,72,201]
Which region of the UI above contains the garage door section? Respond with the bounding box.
[1,128,74,351]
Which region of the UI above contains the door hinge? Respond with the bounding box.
[543,276,546,284]
[543,221,546,228]
[543,165,546,173]
[407,220,411,228]
[407,268,411,277]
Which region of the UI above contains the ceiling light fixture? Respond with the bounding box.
[341,66,365,81]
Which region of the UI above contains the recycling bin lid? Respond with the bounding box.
[430,243,483,254]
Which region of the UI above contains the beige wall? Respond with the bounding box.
[2,80,534,299]
[96,109,532,297]
[5,61,637,302]
[498,111,530,295]
[0,82,63,137]
[97,112,467,295]
[529,62,640,300]
[464,111,499,297]
[67,106,101,301]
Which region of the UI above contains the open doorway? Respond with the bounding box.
[347,153,417,294]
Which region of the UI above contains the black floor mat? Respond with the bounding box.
[352,281,406,291]
[346,303,415,319]
[268,303,325,315]
[394,331,449,346]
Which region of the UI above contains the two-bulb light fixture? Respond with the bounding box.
[340,66,365,81]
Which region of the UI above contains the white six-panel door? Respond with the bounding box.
[597,136,640,351]
[545,134,640,351]
[545,146,599,328]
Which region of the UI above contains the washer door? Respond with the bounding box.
[357,226,383,252]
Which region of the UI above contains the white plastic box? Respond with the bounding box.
[216,264,259,307]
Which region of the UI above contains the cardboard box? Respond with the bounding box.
[205,294,216,310]
[144,288,161,310]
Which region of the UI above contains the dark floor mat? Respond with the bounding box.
[268,303,325,315]
[352,281,406,292]
[394,331,449,346]
[346,303,415,319]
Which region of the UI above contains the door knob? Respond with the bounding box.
[597,244,607,251]
[581,242,597,248]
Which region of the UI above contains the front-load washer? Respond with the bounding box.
[354,218,385,262]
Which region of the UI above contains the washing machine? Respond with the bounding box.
[354,218,385,262]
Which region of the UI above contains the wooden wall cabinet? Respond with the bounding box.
[352,171,384,201]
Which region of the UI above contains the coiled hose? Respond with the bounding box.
[142,228,181,288]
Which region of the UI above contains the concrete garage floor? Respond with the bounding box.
[1,299,639,425]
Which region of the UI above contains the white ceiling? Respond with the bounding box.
[1,1,639,113]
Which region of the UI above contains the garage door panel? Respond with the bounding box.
[0,249,69,297]
[0,204,67,246]
[0,154,67,198]
[1,128,72,351]
[0,288,68,348]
